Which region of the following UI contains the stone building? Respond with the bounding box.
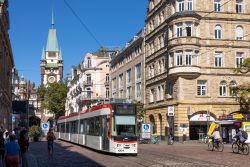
[65,50,117,116]
[0,0,14,129]
[110,29,145,104]
[145,0,250,141]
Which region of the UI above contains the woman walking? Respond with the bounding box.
[5,135,20,167]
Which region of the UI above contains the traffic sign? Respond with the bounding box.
[41,123,49,130]
[142,123,151,133]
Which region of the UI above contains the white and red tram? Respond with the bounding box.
[57,103,138,154]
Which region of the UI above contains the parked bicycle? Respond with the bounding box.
[232,138,249,155]
[151,134,160,144]
[168,135,174,145]
[208,137,224,152]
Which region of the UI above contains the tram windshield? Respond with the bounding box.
[112,115,137,141]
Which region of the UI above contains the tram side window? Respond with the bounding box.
[60,123,65,133]
[66,122,70,133]
[80,119,85,134]
[71,121,78,134]
[88,117,101,136]
[85,119,90,135]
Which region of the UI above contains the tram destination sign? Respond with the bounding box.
[116,104,135,115]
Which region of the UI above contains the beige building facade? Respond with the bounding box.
[0,0,14,129]
[145,0,250,141]
[110,30,145,105]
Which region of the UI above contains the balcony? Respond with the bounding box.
[168,65,201,78]
[82,81,93,87]
[80,64,102,72]
[168,37,201,49]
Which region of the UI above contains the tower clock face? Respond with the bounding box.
[48,76,56,83]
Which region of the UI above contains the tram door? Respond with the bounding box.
[102,116,110,150]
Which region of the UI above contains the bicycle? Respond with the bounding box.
[232,139,249,155]
[207,137,224,152]
[151,134,160,144]
[168,135,174,145]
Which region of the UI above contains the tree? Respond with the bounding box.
[232,58,250,113]
[133,100,146,122]
[37,82,68,119]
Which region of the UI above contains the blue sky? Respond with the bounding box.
[9,0,148,86]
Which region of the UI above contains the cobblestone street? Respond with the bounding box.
[27,139,250,167]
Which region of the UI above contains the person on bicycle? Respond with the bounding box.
[234,128,246,146]
[211,128,221,144]
[47,128,55,155]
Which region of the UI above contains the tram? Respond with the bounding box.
[57,102,138,154]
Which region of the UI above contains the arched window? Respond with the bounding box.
[219,81,227,96]
[229,80,237,96]
[215,25,222,39]
[236,26,243,40]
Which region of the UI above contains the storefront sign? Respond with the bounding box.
[190,113,215,122]
[168,106,174,116]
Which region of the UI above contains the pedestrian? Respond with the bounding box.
[18,130,29,167]
[0,132,5,167]
[5,134,20,167]
[182,128,187,144]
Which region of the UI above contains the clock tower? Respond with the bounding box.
[40,13,63,86]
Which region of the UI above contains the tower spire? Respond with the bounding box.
[51,9,54,29]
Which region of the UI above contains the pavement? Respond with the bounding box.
[26,139,248,167]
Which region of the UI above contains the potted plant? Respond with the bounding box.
[28,125,42,141]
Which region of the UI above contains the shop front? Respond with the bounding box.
[189,112,215,141]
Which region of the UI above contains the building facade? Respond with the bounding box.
[110,29,145,104]
[145,0,250,141]
[0,0,14,129]
[65,50,115,116]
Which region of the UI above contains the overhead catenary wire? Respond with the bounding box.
[63,0,103,48]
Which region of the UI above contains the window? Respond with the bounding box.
[106,88,109,98]
[87,74,92,84]
[105,74,109,84]
[149,89,154,103]
[229,81,237,96]
[197,80,207,96]
[215,52,222,67]
[119,90,123,98]
[236,52,243,67]
[236,26,243,40]
[112,78,117,90]
[161,85,165,100]
[126,69,131,84]
[214,0,221,12]
[86,88,91,98]
[186,23,192,36]
[119,74,123,88]
[178,0,185,12]
[236,0,243,13]
[135,63,141,80]
[126,87,131,99]
[219,81,227,96]
[87,57,92,68]
[215,25,222,39]
[168,82,173,96]
[176,23,183,37]
[176,52,183,66]
[186,52,192,65]
[136,83,141,99]
[188,0,193,10]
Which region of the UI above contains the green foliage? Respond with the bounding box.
[28,125,42,138]
[133,100,146,122]
[99,47,107,52]
[232,58,250,113]
[37,82,68,118]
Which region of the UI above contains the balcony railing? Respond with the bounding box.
[168,36,201,48]
[82,81,93,86]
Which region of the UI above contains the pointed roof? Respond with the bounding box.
[41,47,45,60]
[59,48,63,60]
[45,12,59,52]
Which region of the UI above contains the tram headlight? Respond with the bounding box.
[117,144,122,147]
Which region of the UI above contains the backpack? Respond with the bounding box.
[242,130,248,140]
[47,132,55,141]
